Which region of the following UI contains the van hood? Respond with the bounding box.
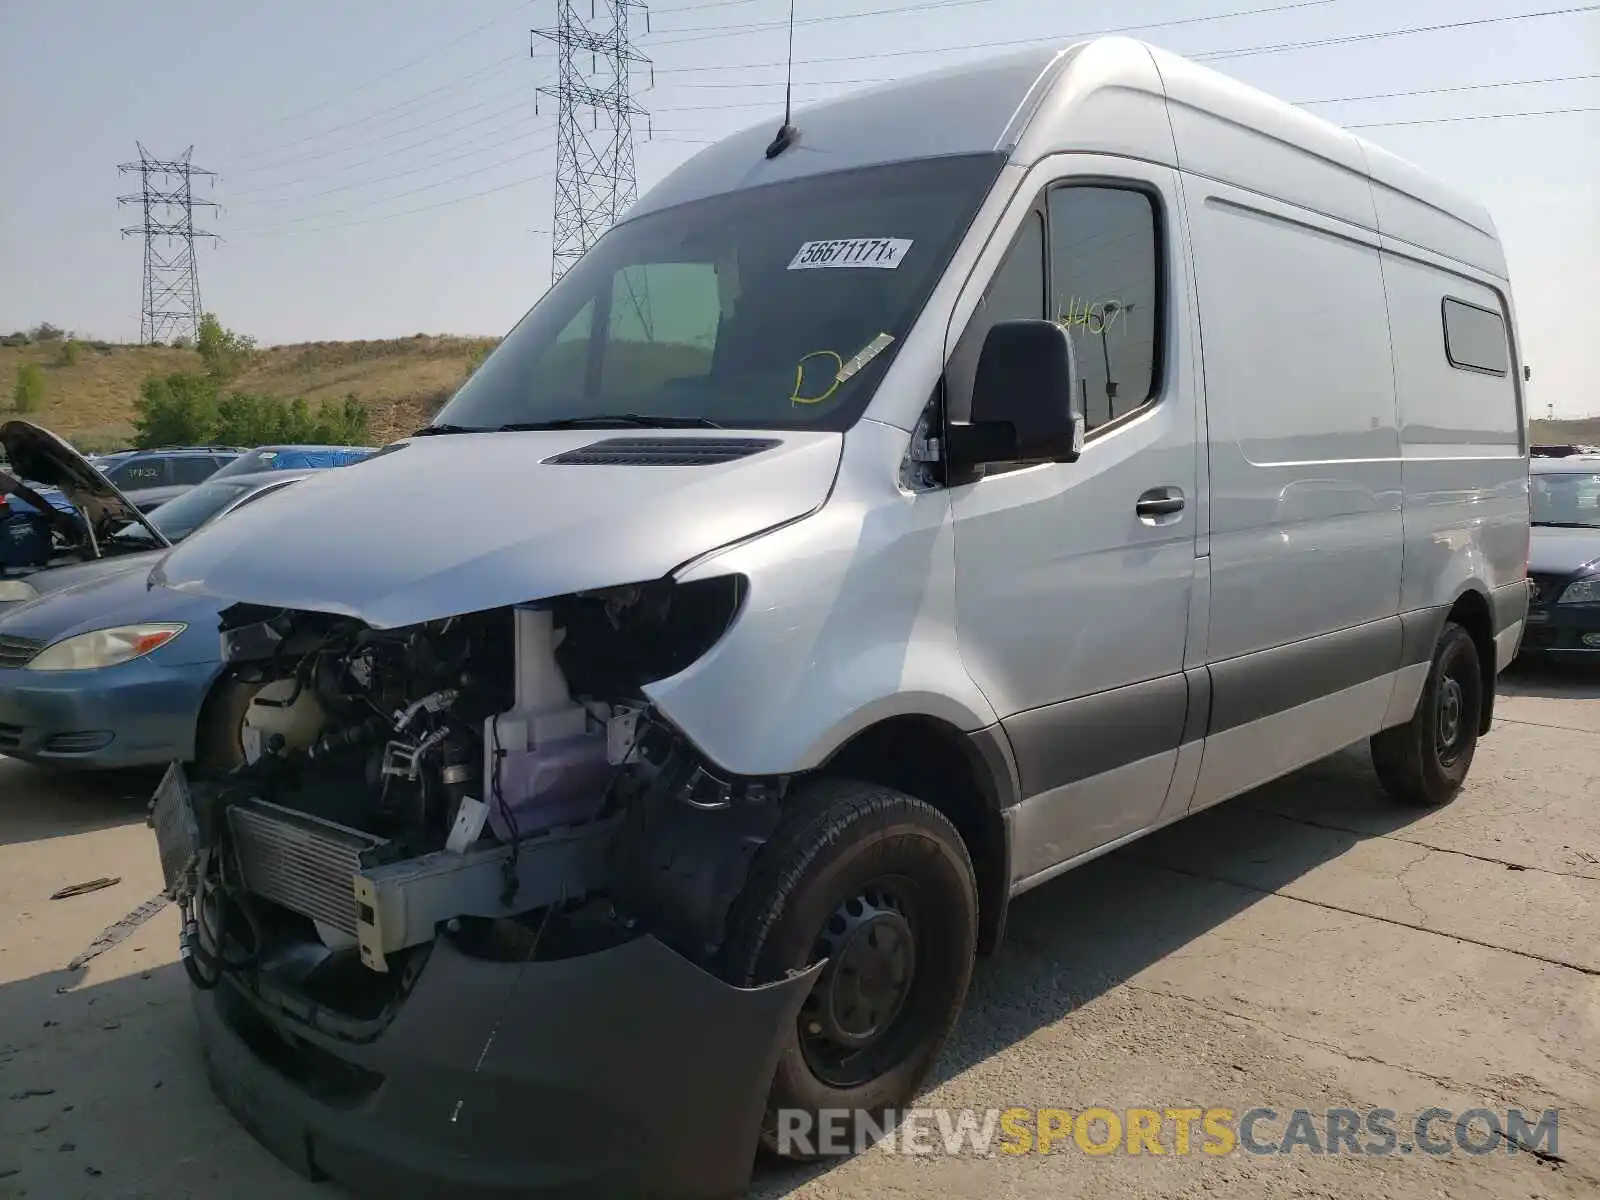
[154,429,844,628]
[1529,525,1600,577]
[0,421,170,548]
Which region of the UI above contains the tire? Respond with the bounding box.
[1370,621,1483,808]
[719,778,978,1159]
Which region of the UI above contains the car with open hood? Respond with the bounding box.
[1523,453,1600,659]
[0,462,330,612]
[143,37,1530,1200]
[0,421,171,583]
[0,465,348,768]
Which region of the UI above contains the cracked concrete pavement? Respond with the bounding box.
[1,659,1596,1198]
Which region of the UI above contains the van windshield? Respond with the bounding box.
[434,153,1006,433]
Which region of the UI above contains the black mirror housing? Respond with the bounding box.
[948,319,1085,470]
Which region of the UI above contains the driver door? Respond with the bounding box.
[947,155,1204,885]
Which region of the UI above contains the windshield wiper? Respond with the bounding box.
[1532,520,1597,528]
[494,414,724,431]
[413,422,489,437]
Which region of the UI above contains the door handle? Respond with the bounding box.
[1136,489,1185,518]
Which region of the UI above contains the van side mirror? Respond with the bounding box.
[947,319,1085,469]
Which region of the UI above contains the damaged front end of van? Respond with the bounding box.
[143,432,848,1198]
[141,93,1026,1196]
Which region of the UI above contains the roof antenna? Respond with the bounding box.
[765,0,799,159]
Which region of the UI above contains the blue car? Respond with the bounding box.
[0,560,241,768]
[0,426,368,769]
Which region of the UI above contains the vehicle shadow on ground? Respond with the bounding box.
[0,758,162,849]
[754,741,1432,1196]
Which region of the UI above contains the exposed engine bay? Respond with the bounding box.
[152,575,787,1021]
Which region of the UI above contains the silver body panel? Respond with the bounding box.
[154,429,843,628]
[179,38,1529,897]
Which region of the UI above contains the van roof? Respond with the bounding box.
[631,36,1503,278]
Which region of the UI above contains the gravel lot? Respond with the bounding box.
[1,660,1596,1199]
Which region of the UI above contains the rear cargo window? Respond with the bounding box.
[1442,297,1509,376]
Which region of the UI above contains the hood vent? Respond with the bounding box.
[542,436,781,467]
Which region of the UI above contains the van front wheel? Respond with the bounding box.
[719,779,977,1159]
[1370,621,1482,808]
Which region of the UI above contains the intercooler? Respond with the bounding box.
[227,800,387,937]
[219,789,614,973]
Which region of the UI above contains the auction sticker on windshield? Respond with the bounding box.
[789,238,913,270]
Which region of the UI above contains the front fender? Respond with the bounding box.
[645,421,997,777]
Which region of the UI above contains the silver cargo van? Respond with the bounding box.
[147,36,1529,1199]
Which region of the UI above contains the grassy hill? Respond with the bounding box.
[0,335,498,451]
[1,333,1593,451]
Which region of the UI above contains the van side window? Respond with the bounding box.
[1047,186,1160,429]
[946,210,1046,423]
[1441,297,1509,376]
[603,263,721,398]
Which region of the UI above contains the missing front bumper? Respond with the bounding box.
[193,932,822,1198]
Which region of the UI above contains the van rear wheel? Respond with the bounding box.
[719,779,977,1159]
[1370,621,1482,808]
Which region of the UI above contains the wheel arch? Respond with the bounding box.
[819,712,1019,957]
[1442,585,1496,735]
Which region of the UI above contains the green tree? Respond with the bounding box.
[213,390,372,447]
[133,371,220,447]
[12,363,45,412]
[29,322,65,343]
[195,313,257,382]
[57,339,81,367]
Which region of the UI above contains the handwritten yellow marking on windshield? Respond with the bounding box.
[790,333,897,406]
[791,350,844,406]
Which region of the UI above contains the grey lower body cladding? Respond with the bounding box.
[192,937,819,1198]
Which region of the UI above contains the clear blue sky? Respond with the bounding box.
[1,0,1595,416]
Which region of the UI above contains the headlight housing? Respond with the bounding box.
[25,623,186,672]
[1557,579,1600,606]
[0,580,38,602]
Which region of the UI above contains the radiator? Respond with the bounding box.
[227,799,388,936]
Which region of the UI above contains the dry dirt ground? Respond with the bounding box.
[0,660,1596,1199]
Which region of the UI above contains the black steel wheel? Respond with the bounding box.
[1371,621,1483,807]
[719,778,977,1158]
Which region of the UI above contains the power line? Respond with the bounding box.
[652,3,1599,73]
[647,0,1012,43]
[652,0,767,13]
[229,140,557,234]
[231,0,1331,170]
[233,172,556,239]
[228,86,539,178]
[228,1,534,149]
[117,144,219,345]
[1296,71,1600,105]
[647,69,1600,111]
[1202,4,1600,60]
[228,98,1595,241]
[228,103,549,200]
[231,123,555,208]
[1346,104,1600,127]
[226,55,525,166]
